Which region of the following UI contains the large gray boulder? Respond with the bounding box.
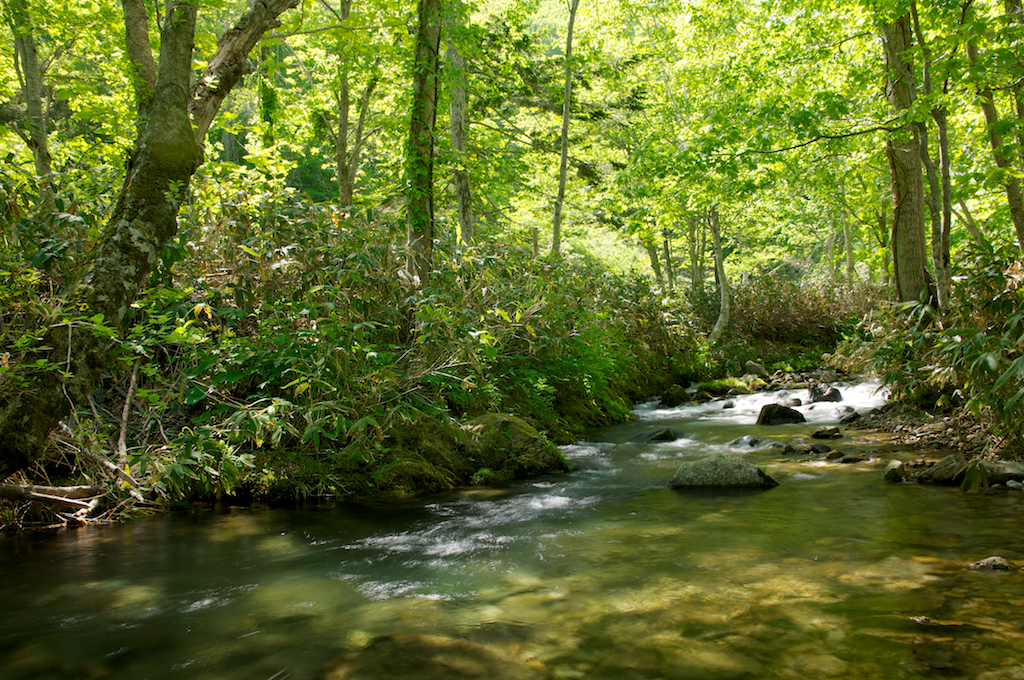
[744,360,771,380]
[808,379,843,403]
[980,460,1024,485]
[914,454,968,485]
[756,403,806,425]
[670,455,779,489]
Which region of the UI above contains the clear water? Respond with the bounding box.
[4,383,1024,679]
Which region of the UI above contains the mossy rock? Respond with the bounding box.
[460,413,570,484]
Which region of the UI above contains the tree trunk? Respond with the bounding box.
[335,0,353,207]
[956,200,990,248]
[662,229,675,291]
[551,0,581,257]
[708,205,731,344]
[646,242,663,286]
[841,209,856,282]
[881,14,933,304]
[9,0,54,212]
[1006,0,1024,169]
[966,19,1024,253]
[121,0,157,113]
[447,17,475,246]
[405,0,443,285]
[688,212,699,293]
[910,0,953,310]
[0,0,299,482]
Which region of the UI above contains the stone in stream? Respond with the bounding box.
[630,428,689,443]
[728,435,765,448]
[980,460,1024,486]
[808,379,843,403]
[317,633,542,680]
[883,459,906,482]
[811,427,843,440]
[669,455,779,489]
[839,411,861,425]
[661,384,690,407]
[913,454,968,486]
[756,403,806,425]
[969,556,1012,570]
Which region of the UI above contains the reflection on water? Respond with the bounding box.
[3,382,1024,679]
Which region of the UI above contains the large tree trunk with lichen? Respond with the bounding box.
[0,0,298,482]
[447,19,475,247]
[405,0,443,284]
[881,15,933,304]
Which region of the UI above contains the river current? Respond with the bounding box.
[3,383,1024,679]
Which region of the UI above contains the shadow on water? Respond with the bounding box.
[3,381,1024,679]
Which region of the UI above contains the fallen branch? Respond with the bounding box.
[0,483,104,510]
[79,447,140,488]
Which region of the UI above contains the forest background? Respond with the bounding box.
[0,0,1022,527]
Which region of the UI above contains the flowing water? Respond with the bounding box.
[4,383,1024,680]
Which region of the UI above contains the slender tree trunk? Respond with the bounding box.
[337,53,351,205]
[841,208,856,282]
[956,200,990,248]
[0,0,299,482]
[697,214,707,289]
[446,13,474,246]
[646,242,663,286]
[966,18,1024,252]
[1006,0,1024,168]
[881,14,933,304]
[910,0,953,310]
[551,0,581,256]
[9,0,54,212]
[708,205,731,344]
[662,229,675,291]
[334,0,354,208]
[405,0,443,285]
[688,212,699,293]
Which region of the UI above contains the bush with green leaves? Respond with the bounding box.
[845,242,1024,455]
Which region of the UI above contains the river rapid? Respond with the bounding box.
[3,382,1024,680]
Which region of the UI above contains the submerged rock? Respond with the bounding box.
[812,427,843,440]
[756,403,806,425]
[970,556,1012,570]
[729,435,765,448]
[669,455,779,489]
[318,633,541,680]
[630,427,689,443]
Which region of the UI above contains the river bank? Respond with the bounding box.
[5,371,1024,680]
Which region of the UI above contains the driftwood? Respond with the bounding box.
[0,483,105,510]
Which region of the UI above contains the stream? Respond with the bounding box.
[3,382,1024,680]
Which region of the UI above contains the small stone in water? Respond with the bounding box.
[970,556,1012,570]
